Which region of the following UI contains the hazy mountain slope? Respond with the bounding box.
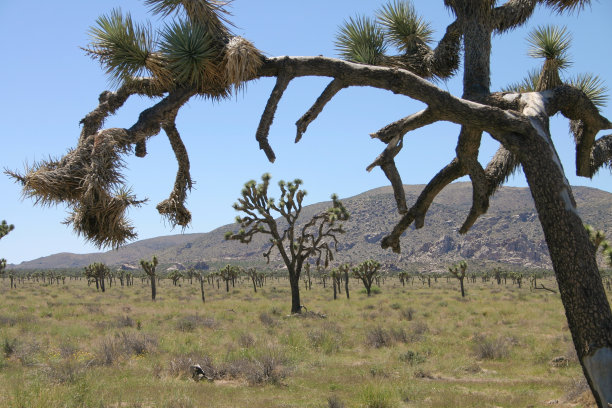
[12,183,612,270]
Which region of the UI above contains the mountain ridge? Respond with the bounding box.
[11,182,612,271]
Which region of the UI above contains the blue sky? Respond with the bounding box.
[1,1,611,264]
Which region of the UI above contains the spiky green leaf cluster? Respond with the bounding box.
[0,220,15,241]
[502,69,539,93]
[144,0,231,33]
[159,19,218,88]
[568,73,608,108]
[543,0,591,13]
[87,9,155,85]
[335,16,387,65]
[377,0,433,52]
[527,25,572,70]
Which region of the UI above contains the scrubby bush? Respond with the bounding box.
[366,327,392,348]
[472,334,510,360]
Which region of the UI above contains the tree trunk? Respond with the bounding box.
[333,278,337,300]
[289,273,301,314]
[150,275,156,301]
[345,270,350,299]
[225,279,229,292]
[459,277,465,298]
[520,130,612,407]
[200,277,205,303]
[252,277,257,293]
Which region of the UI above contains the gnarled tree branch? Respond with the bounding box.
[295,78,347,143]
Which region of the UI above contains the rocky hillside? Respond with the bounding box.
[13,183,612,271]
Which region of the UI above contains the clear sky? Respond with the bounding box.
[1,1,611,265]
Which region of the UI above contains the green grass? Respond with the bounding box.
[0,275,604,407]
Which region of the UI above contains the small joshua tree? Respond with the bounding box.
[245,267,260,293]
[0,220,15,279]
[339,263,351,299]
[140,255,159,300]
[226,174,349,314]
[218,264,239,292]
[84,262,110,292]
[168,269,183,286]
[352,259,381,297]
[448,260,468,298]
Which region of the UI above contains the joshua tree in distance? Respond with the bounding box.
[140,255,159,300]
[84,262,110,292]
[352,259,381,297]
[0,220,14,278]
[226,174,349,314]
[6,1,612,403]
[448,260,468,298]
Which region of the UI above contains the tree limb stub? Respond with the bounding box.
[370,108,435,143]
[156,110,193,228]
[295,78,346,143]
[381,158,465,253]
[256,70,293,162]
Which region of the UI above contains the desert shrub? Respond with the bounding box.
[308,323,343,354]
[259,312,275,327]
[225,345,290,385]
[390,327,408,343]
[369,366,390,378]
[42,357,90,384]
[238,333,256,348]
[366,327,392,348]
[399,350,426,365]
[564,377,591,402]
[327,395,345,408]
[168,353,215,379]
[359,286,382,295]
[115,315,135,328]
[472,334,510,360]
[175,315,217,332]
[390,303,401,310]
[400,307,415,321]
[0,315,18,327]
[120,331,157,356]
[3,337,17,358]
[407,321,429,342]
[13,338,43,366]
[359,384,397,408]
[95,331,157,365]
[58,341,78,359]
[162,395,195,408]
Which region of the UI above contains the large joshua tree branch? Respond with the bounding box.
[156,110,193,228]
[295,78,347,143]
[383,19,462,79]
[491,0,539,33]
[543,86,612,177]
[10,56,610,250]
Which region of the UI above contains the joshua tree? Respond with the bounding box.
[448,260,468,298]
[168,269,183,286]
[0,221,14,278]
[245,267,260,293]
[140,255,159,300]
[330,267,341,300]
[339,263,351,299]
[226,174,349,314]
[84,262,110,292]
[7,1,612,403]
[195,269,206,303]
[218,264,239,292]
[0,221,14,241]
[586,224,608,251]
[352,259,381,297]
